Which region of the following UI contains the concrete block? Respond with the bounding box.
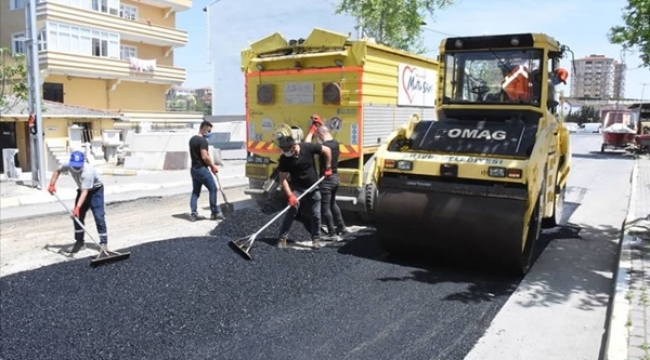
[127,132,193,152]
[102,130,122,146]
[163,152,188,170]
[124,156,145,170]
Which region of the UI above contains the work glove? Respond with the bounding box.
[288,193,299,208]
[73,207,81,218]
[309,123,319,135]
[324,168,333,178]
[48,184,56,195]
[210,165,219,174]
[311,115,324,127]
[309,115,324,135]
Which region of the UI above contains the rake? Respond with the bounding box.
[229,176,325,260]
[52,192,131,267]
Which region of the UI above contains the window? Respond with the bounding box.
[91,0,118,15]
[120,45,137,60]
[92,38,108,57]
[44,21,120,58]
[11,33,25,54]
[10,0,24,10]
[442,49,544,106]
[37,29,47,51]
[119,4,138,20]
[43,82,64,103]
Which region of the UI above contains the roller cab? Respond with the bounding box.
[373,33,572,274]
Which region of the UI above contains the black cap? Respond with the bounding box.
[275,134,296,149]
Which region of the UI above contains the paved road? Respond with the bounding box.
[466,134,635,360]
[0,134,634,360]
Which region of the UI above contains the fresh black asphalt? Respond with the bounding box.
[1,208,522,360]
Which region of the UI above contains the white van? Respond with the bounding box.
[564,122,579,133]
[580,122,602,133]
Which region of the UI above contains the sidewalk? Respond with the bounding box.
[607,158,650,360]
[0,160,248,222]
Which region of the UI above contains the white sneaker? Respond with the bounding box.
[322,234,342,242]
[312,238,325,249]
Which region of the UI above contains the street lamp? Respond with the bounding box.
[24,0,45,189]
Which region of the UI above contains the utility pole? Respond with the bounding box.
[25,0,45,189]
[640,83,648,120]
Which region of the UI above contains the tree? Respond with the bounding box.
[608,0,650,67]
[335,0,455,53]
[0,47,28,112]
[565,105,601,125]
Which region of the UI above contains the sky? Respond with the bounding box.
[174,0,650,114]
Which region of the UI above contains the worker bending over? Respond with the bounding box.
[48,151,108,254]
[304,115,350,241]
[275,133,333,249]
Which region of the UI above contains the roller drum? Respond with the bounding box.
[374,180,530,270]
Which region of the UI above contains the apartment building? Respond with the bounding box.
[614,62,626,99]
[570,54,626,100]
[0,0,199,170]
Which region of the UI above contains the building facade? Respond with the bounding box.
[0,0,199,170]
[570,54,626,100]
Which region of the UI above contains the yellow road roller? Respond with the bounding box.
[372,33,572,274]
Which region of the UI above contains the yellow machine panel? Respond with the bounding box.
[241,28,440,217]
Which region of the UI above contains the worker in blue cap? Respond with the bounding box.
[48,150,108,254]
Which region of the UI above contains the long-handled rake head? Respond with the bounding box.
[226,176,326,261]
[228,235,256,260]
[52,192,131,267]
[91,248,131,267]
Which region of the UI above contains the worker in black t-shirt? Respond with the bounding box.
[275,133,333,249]
[304,115,350,241]
[188,120,224,222]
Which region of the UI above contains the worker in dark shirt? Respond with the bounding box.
[275,133,333,249]
[188,120,224,222]
[304,115,350,241]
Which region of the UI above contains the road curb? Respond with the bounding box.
[96,168,139,176]
[605,160,638,360]
[0,176,249,210]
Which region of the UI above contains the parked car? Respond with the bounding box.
[579,122,602,133]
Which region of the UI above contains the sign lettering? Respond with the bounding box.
[446,128,507,141]
[401,153,504,165]
[284,82,314,105]
[398,64,437,107]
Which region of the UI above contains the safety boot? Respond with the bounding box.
[312,238,325,249]
[337,227,351,236]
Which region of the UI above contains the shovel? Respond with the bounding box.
[214,172,235,216]
[52,192,131,267]
[229,176,325,260]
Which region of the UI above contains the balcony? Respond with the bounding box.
[37,1,188,48]
[39,51,186,85]
[136,0,191,12]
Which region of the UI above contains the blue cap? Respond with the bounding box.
[69,151,85,168]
